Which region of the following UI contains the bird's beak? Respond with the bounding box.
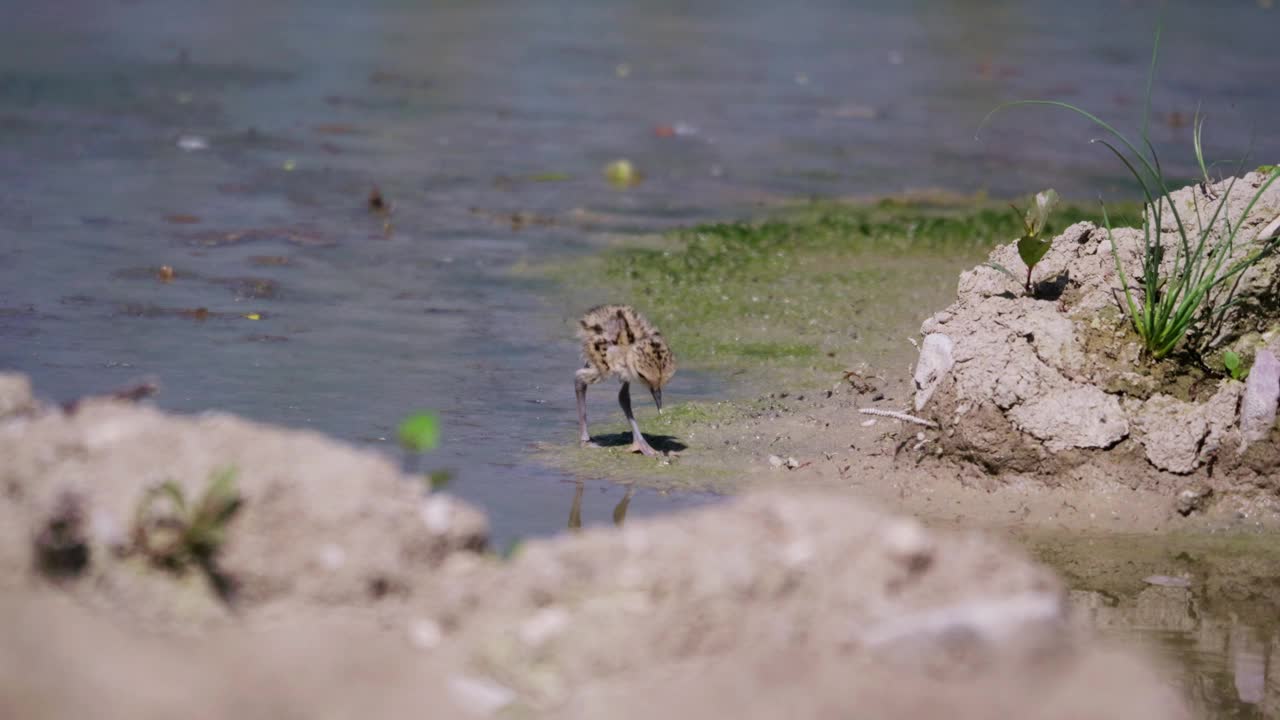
[651,387,663,414]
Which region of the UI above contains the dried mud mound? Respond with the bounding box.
[429,492,1185,719]
[0,374,1184,718]
[913,172,1280,509]
[0,373,488,625]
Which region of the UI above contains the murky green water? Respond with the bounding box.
[2,1,1278,714]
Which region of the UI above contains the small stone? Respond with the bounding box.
[1175,485,1212,517]
[781,538,814,567]
[0,373,35,419]
[768,454,785,468]
[518,606,571,648]
[408,618,443,649]
[883,519,934,572]
[1142,575,1191,588]
[913,333,955,411]
[317,543,346,571]
[784,457,800,470]
[421,496,453,535]
[448,675,516,716]
[1240,349,1280,448]
[90,509,126,549]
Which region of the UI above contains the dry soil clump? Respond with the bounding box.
[912,173,1280,517]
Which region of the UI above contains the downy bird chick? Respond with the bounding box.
[575,304,676,456]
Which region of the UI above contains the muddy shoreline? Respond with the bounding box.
[537,194,1280,536]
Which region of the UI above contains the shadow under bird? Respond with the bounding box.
[575,304,676,457]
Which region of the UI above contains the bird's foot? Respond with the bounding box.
[580,439,603,449]
[627,442,660,457]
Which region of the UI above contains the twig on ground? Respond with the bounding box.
[858,407,938,428]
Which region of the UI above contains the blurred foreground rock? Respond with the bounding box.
[0,373,1186,718]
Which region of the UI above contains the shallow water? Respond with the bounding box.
[1038,532,1280,718]
[2,1,1279,713]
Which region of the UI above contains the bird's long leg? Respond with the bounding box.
[576,370,600,447]
[618,381,659,457]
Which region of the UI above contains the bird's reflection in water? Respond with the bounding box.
[568,482,634,531]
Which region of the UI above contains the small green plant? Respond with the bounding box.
[1223,350,1248,381]
[981,22,1280,360]
[397,412,441,453]
[987,188,1061,294]
[397,411,453,490]
[132,467,243,598]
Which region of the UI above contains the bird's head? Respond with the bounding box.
[634,335,676,413]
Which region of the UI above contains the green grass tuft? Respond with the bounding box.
[579,199,1138,382]
[131,467,243,600]
[981,22,1280,361]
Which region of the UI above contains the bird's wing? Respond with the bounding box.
[602,311,627,347]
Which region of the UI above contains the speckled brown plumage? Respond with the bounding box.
[574,304,675,456]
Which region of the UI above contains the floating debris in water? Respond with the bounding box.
[157,266,175,283]
[604,159,640,187]
[249,255,291,266]
[527,172,570,182]
[185,225,335,248]
[368,185,388,213]
[176,135,208,152]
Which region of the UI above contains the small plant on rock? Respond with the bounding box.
[987,188,1061,294]
[981,22,1280,360]
[1223,349,1248,381]
[132,466,243,598]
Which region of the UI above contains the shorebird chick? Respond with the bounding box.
[575,304,676,456]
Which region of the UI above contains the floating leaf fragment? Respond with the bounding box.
[527,172,571,182]
[604,159,640,187]
[249,255,291,266]
[427,469,453,491]
[242,312,261,321]
[157,266,175,283]
[398,412,441,453]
